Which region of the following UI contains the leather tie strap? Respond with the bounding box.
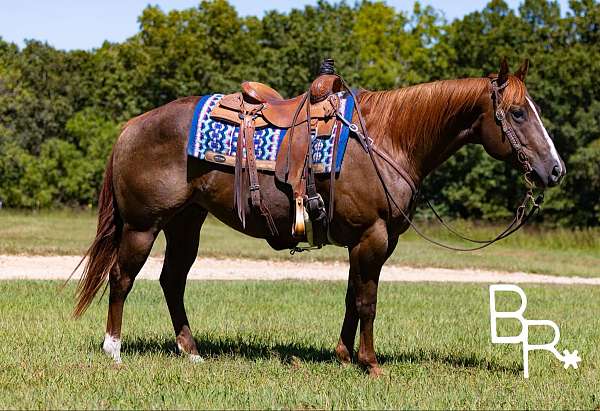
[243,114,260,209]
[235,106,279,237]
[234,113,246,228]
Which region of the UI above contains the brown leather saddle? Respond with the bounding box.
[209,59,345,243]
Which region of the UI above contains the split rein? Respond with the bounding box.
[335,78,545,252]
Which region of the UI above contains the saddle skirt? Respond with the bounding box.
[187,92,355,175]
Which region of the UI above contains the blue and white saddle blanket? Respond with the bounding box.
[187,92,355,173]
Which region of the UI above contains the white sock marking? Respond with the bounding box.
[189,354,205,363]
[103,333,122,364]
[177,341,205,363]
[526,97,562,173]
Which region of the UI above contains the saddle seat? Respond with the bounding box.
[214,76,341,130]
[242,75,343,106]
[241,81,310,126]
[241,81,285,103]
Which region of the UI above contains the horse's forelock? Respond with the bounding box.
[498,75,527,112]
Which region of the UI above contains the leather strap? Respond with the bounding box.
[243,115,260,209]
[328,120,342,222]
[491,79,534,178]
[303,89,328,245]
[234,114,246,228]
[235,107,279,237]
[283,92,310,179]
[371,145,418,195]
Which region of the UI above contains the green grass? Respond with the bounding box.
[1,209,599,276]
[0,280,598,409]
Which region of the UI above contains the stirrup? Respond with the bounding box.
[292,196,305,237]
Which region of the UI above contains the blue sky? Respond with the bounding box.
[1,0,570,51]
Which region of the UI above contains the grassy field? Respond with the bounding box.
[0,280,598,409]
[1,209,599,277]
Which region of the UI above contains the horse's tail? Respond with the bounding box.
[73,151,121,317]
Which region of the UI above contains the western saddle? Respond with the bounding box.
[209,59,346,245]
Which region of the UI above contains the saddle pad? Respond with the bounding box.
[187,92,355,173]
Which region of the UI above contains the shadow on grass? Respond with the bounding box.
[119,334,519,374]
[120,334,335,363]
[385,348,520,374]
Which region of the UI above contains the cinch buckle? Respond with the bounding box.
[249,184,260,192]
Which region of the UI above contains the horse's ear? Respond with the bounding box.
[498,57,510,85]
[515,59,529,81]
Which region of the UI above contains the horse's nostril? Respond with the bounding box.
[548,164,561,186]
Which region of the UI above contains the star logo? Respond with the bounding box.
[561,350,581,369]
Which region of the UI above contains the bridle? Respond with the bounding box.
[490,77,536,186]
[334,77,545,252]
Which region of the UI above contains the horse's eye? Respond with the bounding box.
[512,109,525,120]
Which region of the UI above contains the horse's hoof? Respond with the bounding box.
[177,341,204,363]
[334,345,352,364]
[368,366,384,378]
[102,334,122,364]
[188,354,205,363]
[103,349,122,364]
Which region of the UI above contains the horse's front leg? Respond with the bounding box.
[335,277,359,364]
[336,220,396,376]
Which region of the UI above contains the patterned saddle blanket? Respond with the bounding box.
[187,92,355,173]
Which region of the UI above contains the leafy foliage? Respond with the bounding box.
[0,0,598,226]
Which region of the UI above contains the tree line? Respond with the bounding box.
[0,0,598,226]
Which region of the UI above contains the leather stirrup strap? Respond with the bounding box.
[243,114,260,209]
[242,113,279,237]
[234,114,246,228]
[304,91,316,199]
[284,92,310,179]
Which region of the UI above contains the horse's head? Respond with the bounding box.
[479,59,566,188]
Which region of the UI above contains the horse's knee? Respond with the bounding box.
[355,299,377,320]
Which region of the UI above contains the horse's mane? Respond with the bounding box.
[358,75,527,160]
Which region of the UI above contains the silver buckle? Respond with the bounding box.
[496,109,505,121]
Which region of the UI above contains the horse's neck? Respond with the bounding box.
[417,106,483,176]
[366,78,489,185]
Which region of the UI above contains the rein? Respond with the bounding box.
[336,78,545,252]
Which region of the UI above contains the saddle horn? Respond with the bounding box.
[318,58,336,75]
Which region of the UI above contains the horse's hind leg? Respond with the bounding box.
[159,205,207,362]
[104,225,158,363]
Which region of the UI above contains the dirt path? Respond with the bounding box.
[0,255,599,285]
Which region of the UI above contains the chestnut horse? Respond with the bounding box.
[74,60,565,375]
